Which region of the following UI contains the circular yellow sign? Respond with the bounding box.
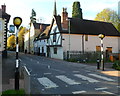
[13,18,22,26]
[99,34,105,39]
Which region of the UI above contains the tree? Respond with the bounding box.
[7,35,16,50]
[72,1,83,19]
[30,9,36,23]
[95,8,120,32]
[18,27,26,52]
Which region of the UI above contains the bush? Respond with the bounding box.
[67,58,78,62]
[2,89,25,95]
[112,60,120,70]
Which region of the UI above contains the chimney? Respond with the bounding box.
[61,8,68,30]
[2,4,6,13]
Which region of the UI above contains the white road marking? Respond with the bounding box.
[37,77,58,88]
[51,68,65,73]
[102,91,114,94]
[74,74,99,83]
[73,71,79,73]
[47,65,50,69]
[117,86,120,88]
[44,73,52,75]
[56,75,81,85]
[72,91,86,94]
[89,74,115,82]
[37,61,39,64]
[95,87,108,90]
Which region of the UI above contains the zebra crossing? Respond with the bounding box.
[56,75,81,85]
[37,73,116,89]
[74,74,99,83]
[37,77,58,88]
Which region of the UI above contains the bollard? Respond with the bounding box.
[97,59,100,69]
[15,68,19,90]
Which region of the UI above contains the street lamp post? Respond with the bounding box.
[68,19,71,59]
[13,17,22,90]
[98,34,105,71]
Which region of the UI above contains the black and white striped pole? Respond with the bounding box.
[13,17,22,90]
[99,34,105,71]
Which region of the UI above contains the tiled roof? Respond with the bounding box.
[66,18,120,36]
[38,15,120,41]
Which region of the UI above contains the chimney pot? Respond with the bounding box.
[2,4,6,13]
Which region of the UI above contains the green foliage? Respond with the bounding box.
[30,9,36,23]
[67,58,78,62]
[18,27,26,52]
[112,60,120,70]
[95,8,120,32]
[7,35,16,50]
[2,89,25,95]
[72,1,83,19]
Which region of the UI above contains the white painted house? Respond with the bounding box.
[24,22,49,54]
[36,11,120,60]
[33,1,120,60]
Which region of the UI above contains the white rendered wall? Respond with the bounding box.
[62,34,119,53]
[24,32,29,51]
[62,34,82,52]
[50,47,63,59]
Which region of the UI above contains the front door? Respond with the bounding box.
[47,47,50,57]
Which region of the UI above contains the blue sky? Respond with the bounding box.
[0,0,119,27]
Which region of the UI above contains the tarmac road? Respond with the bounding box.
[18,52,120,95]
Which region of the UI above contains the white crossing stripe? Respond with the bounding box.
[56,75,81,85]
[95,87,108,90]
[89,74,115,82]
[72,91,86,94]
[117,86,120,88]
[73,71,79,73]
[74,74,99,83]
[102,91,114,94]
[37,77,58,88]
[44,73,52,75]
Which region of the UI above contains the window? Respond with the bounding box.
[106,47,112,53]
[96,46,101,52]
[53,34,56,42]
[85,35,88,41]
[54,47,57,54]
[53,26,57,42]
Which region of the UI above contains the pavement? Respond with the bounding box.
[1,51,120,92]
[2,51,24,92]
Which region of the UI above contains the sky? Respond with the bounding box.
[0,0,120,28]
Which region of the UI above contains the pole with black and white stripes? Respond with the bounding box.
[101,38,104,71]
[99,34,105,71]
[13,17,22,90]
[15,28,19,90]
